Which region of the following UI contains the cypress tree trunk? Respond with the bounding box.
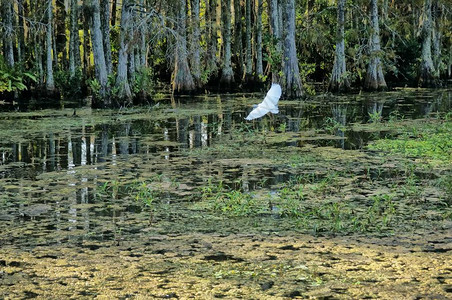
[190,0,202,87]
[34,33,44,86]
[432,0,441,77]
[116,0,132,102]
[82,7,91,78]
[220,0,234,85]
[128,51,135,82]
[256,0,264,79]
[364,0,387,91]
[206,0,218,75]
[329,0,349,92]
[101,0,113,75]
[282,0,303,98]
[139,0,147,67]
[172,0,195,93]
[89,0,109,105]
[17,0,26,63]
[46,0,55,91]
[244,0,253,81]
[4,0,15,68]
[418,0,437,87]
[269,0,282,83]
[69,0,81,78]
[233,0,243,79]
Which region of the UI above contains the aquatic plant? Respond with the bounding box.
[199,179,261,217]
[368,110,382,124]
[130,181,155,207]
[368,118,452,163]
[213,190,258,217]
[323,117,346,134]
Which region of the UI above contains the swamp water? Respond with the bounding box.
[1,88,451,299]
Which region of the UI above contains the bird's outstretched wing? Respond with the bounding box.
[245,84,282,120]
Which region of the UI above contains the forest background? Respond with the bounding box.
[0,0,451,108]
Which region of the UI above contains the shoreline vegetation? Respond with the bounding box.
[0,0,451,107]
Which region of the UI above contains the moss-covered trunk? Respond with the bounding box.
[172,0,195,93]
[116,0,132,103]
[206,0,218,77]
[364,0,387,91]
[244,0,253,82]
[256,0,264,79]
[220,0,234,86]
[45,0,55,92]
[233,0,243,79]
[329,0,349,92]
[101,0,113,75]
[418,0,437,87]
[269,0,282,83]
[282,0,303,98]
[3,0,15,68]
[69,0,81,78]
[190,0,202,87]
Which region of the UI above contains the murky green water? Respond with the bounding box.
[1,88,451,299]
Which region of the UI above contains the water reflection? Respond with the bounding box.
[0,89,450,179]
[332,104,347,149]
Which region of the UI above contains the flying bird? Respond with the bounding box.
[245,83,282,121]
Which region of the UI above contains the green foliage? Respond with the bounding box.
[368,110,382,124]
[368,119,452,163]
[87,78,102,100]
[132,67,155,96]
[0,56,36,93]
[299,62,317,95]
[129,181,156,207]
[323,117,346,134]
[55,69,83,100]
[96,179,157,208]
[200,179,260,217]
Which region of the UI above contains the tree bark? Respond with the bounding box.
[101,0,113,75]
[69,0,81,78]
[172,0,195,93]
[116,0,133,102]
[256,0,264,79]
[233,0,243,79]
[190,0,202,87]
[269,0,282,83]
[364,0,387,91]
[128,51,136,83]
[244,0,253,81]
[17,0,26,63]
[34,32,44,86]
[139,0,147,67]
[418,0,437,87]
[206,0,218,75]
[4,0,15,68]
[282,0,303,98]
[220,0,234,85]
[88,0,109,105]
[82,6,91,78]
[329,0,349,92]
[46,0,55,91]
[431,0,441,77]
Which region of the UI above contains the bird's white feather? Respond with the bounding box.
[245,84,282,120]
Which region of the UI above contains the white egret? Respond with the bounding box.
[245,84,282,121]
